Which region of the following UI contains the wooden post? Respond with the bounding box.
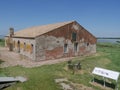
[103,77,105,87]
[92,75,94,82]
[116,80,118,90]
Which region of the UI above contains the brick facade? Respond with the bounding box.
[35,21,96,61]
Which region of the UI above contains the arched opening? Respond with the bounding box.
[23,42,26,51]
[31,44,33,54]
[74,43,78,52]
[64,44,68,53]
[17,40,20,53]
[13,41,15,48]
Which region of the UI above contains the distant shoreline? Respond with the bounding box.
[97,38,120,43]
[97,37,120,39]
[0,35,4,39]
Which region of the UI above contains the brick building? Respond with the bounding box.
[5,21,96,61]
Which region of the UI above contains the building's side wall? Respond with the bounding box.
[12,38,36,60]
[35,36,46,60]
[35,21,96,61]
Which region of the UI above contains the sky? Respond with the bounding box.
[0,0,120,37]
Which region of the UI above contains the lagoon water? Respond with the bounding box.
[97,39,120,43]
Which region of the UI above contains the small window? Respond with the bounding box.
[64,44,68,53]
[74,43,78,52]
[72,32,77,41]
[87,43,89,46]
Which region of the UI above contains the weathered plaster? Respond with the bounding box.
[12,38,36,60]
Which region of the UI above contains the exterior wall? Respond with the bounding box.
[5,21,96,61]
[35,21,96,61]
[12,38,36,60]
[35,36,65,60]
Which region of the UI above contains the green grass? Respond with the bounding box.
[97,43,120,71]
[2,65,62,90]
[0,43,120,90]
[0,39,5,47]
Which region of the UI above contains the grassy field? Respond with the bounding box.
[0,42,120,90]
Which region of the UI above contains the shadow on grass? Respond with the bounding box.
[92,78,115,89]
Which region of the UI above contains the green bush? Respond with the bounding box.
[0,39,5,47]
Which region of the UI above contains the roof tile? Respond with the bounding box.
[13,21,74,38]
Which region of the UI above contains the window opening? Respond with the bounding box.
[64,44,68,53]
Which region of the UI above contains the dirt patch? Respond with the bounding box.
[72,83,94,90]
[0,47,74,68]
[97,58,111,65]
[92,53,102,57]
[55,78,95,90]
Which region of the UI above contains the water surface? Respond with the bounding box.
[97,38,120,43]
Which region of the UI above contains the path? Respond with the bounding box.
[0,47,73,68]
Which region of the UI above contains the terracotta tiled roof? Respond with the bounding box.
[13,21,74,38]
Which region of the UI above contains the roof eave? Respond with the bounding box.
[13,36,35,39]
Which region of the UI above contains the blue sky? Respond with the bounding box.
[0,0,120,37]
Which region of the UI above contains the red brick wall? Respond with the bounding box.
[44,21,96,44]
[45,47,63,60]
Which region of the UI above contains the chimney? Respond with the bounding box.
[9,27,14,37]
[9,27,14,51]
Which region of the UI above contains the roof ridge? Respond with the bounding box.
[25,20,75,29]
